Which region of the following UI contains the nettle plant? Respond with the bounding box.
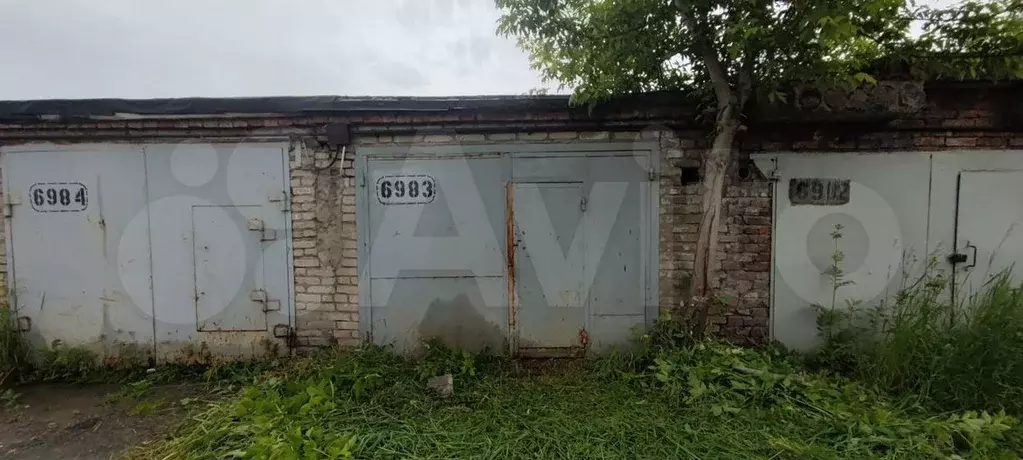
[497,0,1023,324]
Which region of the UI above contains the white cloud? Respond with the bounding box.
[0,0,545,99]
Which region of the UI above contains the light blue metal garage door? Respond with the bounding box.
[2,143,294,362]
[358,143,658,356]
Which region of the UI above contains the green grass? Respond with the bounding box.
[130,398,166,416]
[127,343,1023,460]
[815,268,1023,414]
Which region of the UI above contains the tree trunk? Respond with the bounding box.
[689,120,738,337]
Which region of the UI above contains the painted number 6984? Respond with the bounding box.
[30,182,89,213]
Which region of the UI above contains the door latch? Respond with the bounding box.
[948,242,977,269]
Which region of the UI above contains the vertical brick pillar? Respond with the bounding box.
[289,145,359,350]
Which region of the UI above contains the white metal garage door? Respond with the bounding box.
[2,143,293,362]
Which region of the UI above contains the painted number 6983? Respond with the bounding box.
[376,174,436,205]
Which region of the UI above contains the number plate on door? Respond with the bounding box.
[788,178,850,206]
[376,174,436,205]
[29,182,89,212]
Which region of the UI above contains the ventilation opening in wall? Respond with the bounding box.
[732,159,763,182]
[680,166,701,186]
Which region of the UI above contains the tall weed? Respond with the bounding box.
[815,250,1023,413]
[0,307,29,387]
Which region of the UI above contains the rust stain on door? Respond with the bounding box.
[505,181,518,354]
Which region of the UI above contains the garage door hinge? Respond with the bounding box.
[268,191,290,212]
[250,289,281,312]
[4,192,21,217]
[580,196,587,212]
[247,218,278,241]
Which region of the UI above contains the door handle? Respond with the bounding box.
[964,242,977,269]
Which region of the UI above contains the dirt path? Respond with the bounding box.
[0,383,200,460]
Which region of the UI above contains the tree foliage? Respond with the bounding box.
[497,0,1023,105]
[496,0,1023,326]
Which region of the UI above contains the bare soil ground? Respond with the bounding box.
[0,383,201,460]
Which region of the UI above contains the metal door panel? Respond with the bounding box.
[2,146,153,356]
[954,171,1023,298]
[364,156,507,351]
[369,276,507,352]
[930,152,1023,298]
[366,157,505,278]
[193,205,266,331]
[512,157,586,182]
[752,152,931,350]
[142,144,290,359]
[359,144,659,355]
[514,182,586,348]
[586,156,645,316]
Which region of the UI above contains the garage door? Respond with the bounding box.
[3,146,153,356]
[2,143,293,361]
[358,143,658,355]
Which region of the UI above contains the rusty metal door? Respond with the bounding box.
[511,154,649,355]
[2,146,155,357]
[512,181,587,351]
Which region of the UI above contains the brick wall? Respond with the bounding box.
[297,126,776,349]
[291,130,669,350]
[289,145,360,348]
[656,130,772,343]
[0,82,1020,351]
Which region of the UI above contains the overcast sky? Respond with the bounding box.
[0,0,545,100]
[0,0,958,101]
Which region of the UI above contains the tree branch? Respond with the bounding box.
[737,55,754,110]
[674,0,733,114]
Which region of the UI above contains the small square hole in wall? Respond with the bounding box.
[731,159,763,182]
[680,166,701,186]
